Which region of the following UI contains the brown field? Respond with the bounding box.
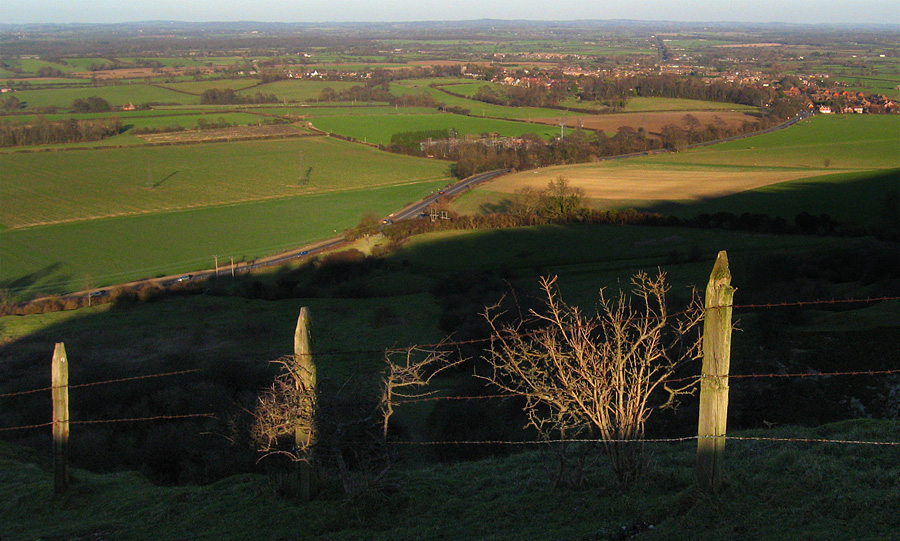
[485,164,826,202]
[715,43,783,48]
[71,67,216,80]
[531,111,758,135]
[137,124,307,143]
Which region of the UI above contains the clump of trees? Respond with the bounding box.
[0,117,123,147]
[72,96,111,113]
[200,88,278,105]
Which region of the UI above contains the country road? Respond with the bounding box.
[17,169,511,310]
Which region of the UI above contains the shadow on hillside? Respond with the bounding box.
[643,168,900,228]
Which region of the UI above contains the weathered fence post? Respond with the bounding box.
[697,251,735,492]
[294,307,319,500]
[51,342,69,494]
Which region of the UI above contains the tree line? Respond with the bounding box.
[0,116,123,147]
[199,88,279,105]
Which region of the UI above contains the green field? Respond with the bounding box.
[0,180,448,295]
[1,135,454,294]
[1,136,450,228]
[390,83,583,120]
[248,80,363,102]
[10,84,198,109]
[652,114,900,170]
[160,79,259,94]
[309,111,559,145]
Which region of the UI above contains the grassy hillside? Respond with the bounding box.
[0,180,448,295]
[3,419,898,539]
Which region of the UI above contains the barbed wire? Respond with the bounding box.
[723,435,900,446]
[0,413,217,432]
[728,368,900,380]
[386,435,900,447]
[387,436,699,446]
[69,369,205,390]
[0,369,206,400]
[3,296,896,373]
[70,413,217,425]
[5,365,900,407]
[0,421,52,432]
[0,386,53,399]
[2,294,896,408]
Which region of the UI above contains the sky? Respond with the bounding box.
[2,0,899,26]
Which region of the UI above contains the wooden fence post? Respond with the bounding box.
[697,251,735,492]
[51,342,69,494]
[294,307,319,500]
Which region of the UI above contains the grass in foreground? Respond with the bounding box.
[2,419,898,539]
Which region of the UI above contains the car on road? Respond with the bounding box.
[176,275,192,283]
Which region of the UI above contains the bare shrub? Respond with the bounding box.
[481,273,702,487]
[381,345,461,439]
[250,355,317,464]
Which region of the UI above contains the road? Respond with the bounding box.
[19,169,511,309]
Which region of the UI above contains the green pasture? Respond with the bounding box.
[0,136,451,229]
[309,111,559,145]
[299,105,436,117]
[16,57,111,75]
[0,109,203,124]
[649,114,900,171]
[401,78,474,88]
[435,81,505,97]
[622,97,758,112]
[0,179,448,295]
[240,105,433,118]
[391,83,582,119]
[556,95,758,113]
[5,78,88,88]
[122,111,277,131]
[161,79,259,94]
[11,84,197,110]
[114,57,213,68]
[0,110,292,150]
[300,63,407,71]
[661,39,736,49]
[247,80,361,102]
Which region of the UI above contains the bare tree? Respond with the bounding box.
[481,273,702,486]
[381,345,462,439]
